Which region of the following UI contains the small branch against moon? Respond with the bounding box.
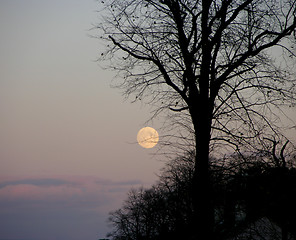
[137,127,159,149]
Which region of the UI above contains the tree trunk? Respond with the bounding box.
[282,224,288,240]
[190,105,215,239]
[190,0,215,235]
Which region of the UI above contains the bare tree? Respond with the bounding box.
[97,0,296,238]
[107,146,296,240]
[107,152,196,240]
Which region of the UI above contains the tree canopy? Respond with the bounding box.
[97,0,296,238]
[98,0,296,153]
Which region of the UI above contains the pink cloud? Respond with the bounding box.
[0,175,143,209]
[0,184,82,200]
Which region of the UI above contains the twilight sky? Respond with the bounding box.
[0,1,164,239]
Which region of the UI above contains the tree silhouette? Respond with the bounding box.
[107,153,195,240]
[98,0,296,238]
[107,147,296,239]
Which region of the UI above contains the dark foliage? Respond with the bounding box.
[107,149,296,240]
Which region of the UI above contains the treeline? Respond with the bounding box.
[107,148,296,240]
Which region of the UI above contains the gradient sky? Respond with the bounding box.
[0,1,164,239]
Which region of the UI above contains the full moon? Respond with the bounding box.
[137,127,159,149]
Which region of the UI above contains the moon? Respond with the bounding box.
[137,127,159,149]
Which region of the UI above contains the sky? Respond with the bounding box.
[0,1,164,239]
